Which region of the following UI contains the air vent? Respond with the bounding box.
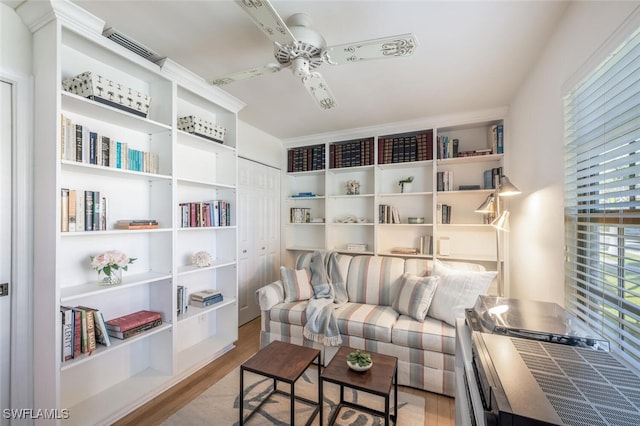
[102,27,165,64]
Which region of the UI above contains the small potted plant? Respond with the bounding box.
[346,349,373,371]
[398,176,414,193]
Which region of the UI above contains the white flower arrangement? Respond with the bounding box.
[192,251,213,267]
[346,180,360,195]
[90,250,136,277]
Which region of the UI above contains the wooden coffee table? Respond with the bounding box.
[239,340,321,425]
[320,346,398,425]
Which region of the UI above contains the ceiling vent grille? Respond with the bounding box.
[102,27,165,64]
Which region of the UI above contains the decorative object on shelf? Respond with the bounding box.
[90,250,136,286]
[335,215,367,223]
[62,71,151,118]
[408,217,424,224]
[346,180,360,195]
[347,349,373,372]
[398,176,414,193]
[192,251,213,268]
[177,115,226,143]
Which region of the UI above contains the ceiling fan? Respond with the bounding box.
[207,0,418,110]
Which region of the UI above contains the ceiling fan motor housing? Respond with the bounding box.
[274,13,326,70]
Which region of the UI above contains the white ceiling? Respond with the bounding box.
[23,0,570,141]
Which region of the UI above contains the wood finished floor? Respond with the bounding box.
[113,317,455,426]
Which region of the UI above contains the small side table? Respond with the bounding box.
[239,340,321,426]
[320,346,398,425]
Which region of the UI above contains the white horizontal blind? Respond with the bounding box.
[564,26,640,368]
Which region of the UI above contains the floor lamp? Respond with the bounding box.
[475,175,521,296]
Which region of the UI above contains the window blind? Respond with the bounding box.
[564,26,640,368]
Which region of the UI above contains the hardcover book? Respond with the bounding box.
[105,310,162,332]
[107,318,162,340]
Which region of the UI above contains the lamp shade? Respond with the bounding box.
[475,193,496,214]
[498,176,521,197]
[491,210,510,231]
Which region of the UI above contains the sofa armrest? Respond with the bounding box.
[255,280,285,311]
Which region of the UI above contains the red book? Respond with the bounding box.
[105,310,162,332]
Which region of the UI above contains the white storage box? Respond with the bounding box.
[177,115,226,143]
[62,71,151,118]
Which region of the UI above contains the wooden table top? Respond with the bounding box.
[241,340,320,383]
[321,346,398,396]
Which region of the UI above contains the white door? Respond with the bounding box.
[0,80,13,424]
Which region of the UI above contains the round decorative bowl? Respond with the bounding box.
[347,360,373,372]
[408,217,425,224]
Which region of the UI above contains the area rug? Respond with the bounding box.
[162,366,425,425]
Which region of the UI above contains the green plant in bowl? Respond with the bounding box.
[347,349,372,371]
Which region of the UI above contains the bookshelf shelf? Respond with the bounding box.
[177,297,237,323]
[30,3,243,424]
[60,272,172,302]
[62,92,172,134]
[60,323,172,371]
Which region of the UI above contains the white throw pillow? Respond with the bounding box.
[427,261,497,326]
[280,266,313,302]
[393,273,439,322]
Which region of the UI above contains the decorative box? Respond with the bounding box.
[177,115,226,143]
[62,71,151,118]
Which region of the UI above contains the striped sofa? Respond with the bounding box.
[255,254,494,397]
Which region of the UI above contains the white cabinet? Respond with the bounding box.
[24,2,243,423]
[238,159,280,325]
[282,117,505,271]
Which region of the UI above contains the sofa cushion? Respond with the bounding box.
[269,300,308,326]
[392,273,439,322]
[391,315,456,354]
[346,256,405,306]
[280,266,313,302]
[335,303,399,343]
[427,261,497,326]
[296,252,353,280]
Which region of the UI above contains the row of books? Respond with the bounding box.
[378,130,433,165]
[179,200,231,228]
[489,124,505,155]
[379,204,401,224]
[484,167,503,189]
[60,189,107,232]
[61,115,159,173]
[436,203,453,224]
[329,138,374,169]
[177,285,188,315]
[290,207,311,223]
[189,289,223,308]
[287,144,326,172]
[60,305,111,361]
[436,171,455,192]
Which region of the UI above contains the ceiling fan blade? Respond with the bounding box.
[207,63,283,86]
[302,72,337,110]
[235,0,297,46]
[323,33,418,65]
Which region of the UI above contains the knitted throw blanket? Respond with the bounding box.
[303,251,347,346]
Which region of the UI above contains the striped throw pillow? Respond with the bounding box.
[280,266,314,302]
[392,273,439,322]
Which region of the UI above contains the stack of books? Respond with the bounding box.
[189,289,223,308]
[105,310,163,340]
[115,219,159,229]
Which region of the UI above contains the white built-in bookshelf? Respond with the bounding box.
[22,1,244,424]
[283,116,506,273]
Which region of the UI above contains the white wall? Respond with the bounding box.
[507,2,640,304]
[1,3,32,74]
[238,120,283,169]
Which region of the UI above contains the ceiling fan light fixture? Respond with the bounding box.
[291,57,311,78]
